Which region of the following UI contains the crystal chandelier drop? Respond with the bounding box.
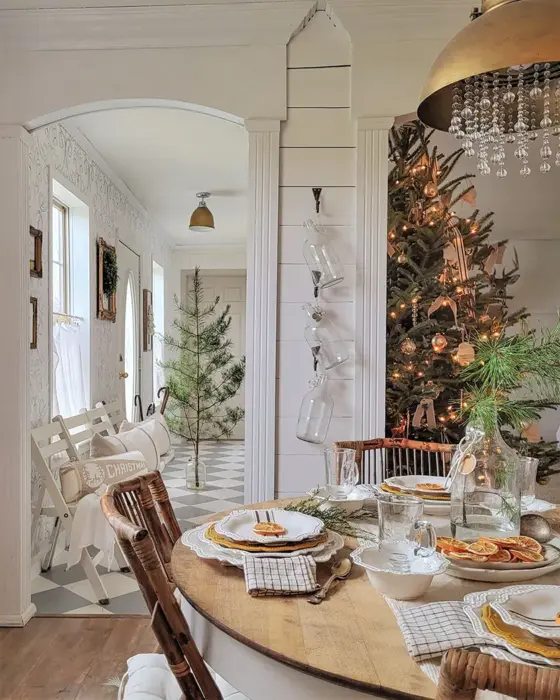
[418,0,560,177]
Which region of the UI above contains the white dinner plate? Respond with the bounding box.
[182,524,344,568]
[490,585,560,639]
[201,526,330,558]
[464,586,560,667]
[447,556,560,582]
[442,544,560,571]
[385,475,450,496]
[215,508,324,544]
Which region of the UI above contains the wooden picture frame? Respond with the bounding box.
[30,297,38,349]
[29,226,43,278]
[97,237,117,322]
[143,288,153,352]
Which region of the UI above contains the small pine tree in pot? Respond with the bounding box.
[161,267,246,489]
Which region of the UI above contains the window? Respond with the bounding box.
[52,199,70,315]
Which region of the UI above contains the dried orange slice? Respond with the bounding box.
[253,522,287,536]
[467,540,499,556]
[437,537,469,553]
[487,549,512,563]
[499,536,542,554]
[555,613,560,624]
[417,483,445,491]
[508,548,544,563]
[446,551,488,562]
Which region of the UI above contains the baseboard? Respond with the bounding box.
[0,603,37,627]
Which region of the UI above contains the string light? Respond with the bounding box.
[390,311,397,319]
[403,225,408,231]
[399,303,406,309]
[393,372,401,379]
[481,334,489,341]
[456,286,464,294]
[389,231,396,239]
[417,371,424,377]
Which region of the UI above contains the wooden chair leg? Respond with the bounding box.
[114,542,131,572]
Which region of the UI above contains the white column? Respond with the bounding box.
[0,126,35,626]
[354,117,393,441]
[244,119,280,502]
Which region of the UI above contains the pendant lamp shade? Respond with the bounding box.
[189,192,214,232]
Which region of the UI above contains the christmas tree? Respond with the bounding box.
[161,267,245,484]
[386,121,560,481]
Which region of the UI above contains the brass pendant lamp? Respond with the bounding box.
[189,192,214,232]
[418,0,560,177]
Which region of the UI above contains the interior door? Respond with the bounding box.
[117,241,141,421]
[187,272,246,440]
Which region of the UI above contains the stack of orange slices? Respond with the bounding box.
[437,535,544,564]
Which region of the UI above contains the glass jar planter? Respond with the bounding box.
[302,220,344,291]
[449,421,522,541]
[296,374,334,444]
[303,303,349,371]
[186,456,207,491]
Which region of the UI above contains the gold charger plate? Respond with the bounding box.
[205,524,329,553]
[380,483,451,502]
[482,605,560,660]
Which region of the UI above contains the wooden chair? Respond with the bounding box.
[101,474,223,700]
[437,649,560,699]
[333,438,454,485]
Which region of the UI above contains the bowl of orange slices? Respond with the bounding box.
[437,536,560,571]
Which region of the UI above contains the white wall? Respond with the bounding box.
[276,12,355,498]
[28,122,173,557]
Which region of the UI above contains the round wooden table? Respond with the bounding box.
[171,500,437,700]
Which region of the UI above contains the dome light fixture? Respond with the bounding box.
[189,192,214,232]
[418,0,560,177]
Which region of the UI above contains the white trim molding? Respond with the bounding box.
[354,117,393,440]
[245,119,280,502]
[0,125,36,626]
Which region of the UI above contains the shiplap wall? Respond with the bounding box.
[276,12,355,497]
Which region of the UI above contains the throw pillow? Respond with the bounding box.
[119,413,172,457]
[59,451,148,503]
[91,429,159,472]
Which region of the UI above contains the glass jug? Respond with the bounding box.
[296,374,334,444]
[302,303,349,371]
[302,220,344,290]
[448,420,522,541]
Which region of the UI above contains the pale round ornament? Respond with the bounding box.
[455,341,475,367]
[397,253,407,264]
[423,181,438,198]
[400,338,417,356]
[431,333,448,353]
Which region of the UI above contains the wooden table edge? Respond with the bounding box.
[172,543,433,700]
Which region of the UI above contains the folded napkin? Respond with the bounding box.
[392,600,488,662]
[243,555,320,597]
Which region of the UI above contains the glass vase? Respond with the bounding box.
[303,303,349,370]
[186,456,207,491]
[296,374,334,444]
[302,220,344,290]
[449,420,522,541]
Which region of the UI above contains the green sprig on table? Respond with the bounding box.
[285,495,377,541]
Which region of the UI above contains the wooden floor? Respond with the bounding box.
[0,617,157,699]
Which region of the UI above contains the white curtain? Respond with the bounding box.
[53,321,88,417]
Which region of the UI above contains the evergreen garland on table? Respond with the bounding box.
[161,267,245,483]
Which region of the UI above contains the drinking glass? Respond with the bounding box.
[521,457,539,508]
[324,448,358,498]
[377,493,437,571]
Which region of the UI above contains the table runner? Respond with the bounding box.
[356,515,560,700]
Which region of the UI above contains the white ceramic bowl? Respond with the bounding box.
[307,486,376,513]
[351,545,449,601]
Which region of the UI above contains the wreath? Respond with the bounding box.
[103,248,119,296]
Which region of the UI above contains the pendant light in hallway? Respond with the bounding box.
[189,192,214,232]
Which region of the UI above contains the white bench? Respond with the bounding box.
[30,400,175,604]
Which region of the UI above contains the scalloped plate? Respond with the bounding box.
[215,508,324,544]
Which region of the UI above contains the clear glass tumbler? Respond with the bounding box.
[324,447,358,498]
[377,493,437,571]
[521,457,539,508]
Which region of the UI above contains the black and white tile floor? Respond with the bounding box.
[31,441,245,615]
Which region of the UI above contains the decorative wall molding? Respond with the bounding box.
[354,117,392,440]
[245,119,280,502]
[0,2,317,51]
[0,126,35,624]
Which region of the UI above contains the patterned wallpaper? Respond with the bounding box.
[29,122,171,555]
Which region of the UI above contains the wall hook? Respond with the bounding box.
[312,187,322,214]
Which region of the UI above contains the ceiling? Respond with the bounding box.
[69,107,248,247]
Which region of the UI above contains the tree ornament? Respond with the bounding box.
[423,181,438,198]
[455,341,475,367]
[397,253,407,264]
[400,338,417,356]
[431,333,448,353]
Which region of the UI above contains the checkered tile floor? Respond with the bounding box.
[31,441,245,615]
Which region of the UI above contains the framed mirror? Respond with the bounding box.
[29,226,43,278]
[97,237,117,322]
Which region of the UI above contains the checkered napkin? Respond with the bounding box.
[243,555,320,597]
[392,600,489,662]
